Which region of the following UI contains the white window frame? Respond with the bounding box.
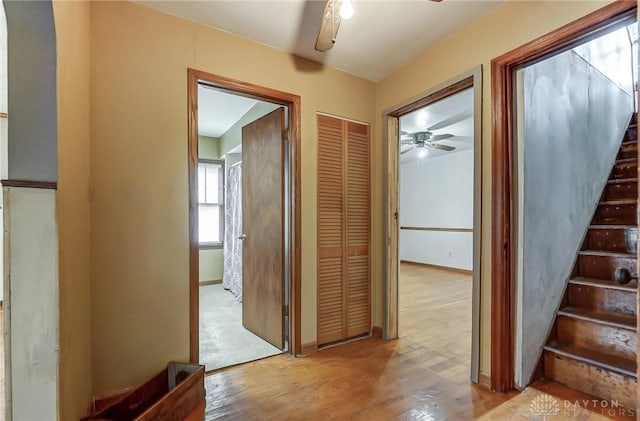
[198,159,224,249]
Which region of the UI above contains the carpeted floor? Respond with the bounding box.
[199,284,282,371]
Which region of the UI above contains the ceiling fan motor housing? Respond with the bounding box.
[413,131,432,142]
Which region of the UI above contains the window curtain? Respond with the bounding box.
[223,163,243,301]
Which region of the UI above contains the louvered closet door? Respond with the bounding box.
[346,122,370,337]
[317,115,370,346]
[317,115,345,345]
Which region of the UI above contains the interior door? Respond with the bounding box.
[241,107,286,349]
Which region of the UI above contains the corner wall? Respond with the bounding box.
[374,0,613,375]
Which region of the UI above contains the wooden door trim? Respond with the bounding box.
[187,69,302,362]
[490,1,636,392]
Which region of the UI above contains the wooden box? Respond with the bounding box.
[82,362,205,421]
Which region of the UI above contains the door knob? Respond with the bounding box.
[239,234,247,240]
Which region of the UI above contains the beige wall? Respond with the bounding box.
[89,1,375,394]
[374,0,612,374]
[200,248,223,281]
[198,135,219,159]
[54,0,92,419]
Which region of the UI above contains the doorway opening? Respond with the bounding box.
[491,1,637,392]
[188,70,302,371]
[512,13,638,397]
[382,68,482,384]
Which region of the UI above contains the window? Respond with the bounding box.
[198,160,224,247]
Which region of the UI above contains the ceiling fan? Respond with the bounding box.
[400,131,455,155]
[315,0,443,52]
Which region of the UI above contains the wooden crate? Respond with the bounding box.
[83,363,205,421]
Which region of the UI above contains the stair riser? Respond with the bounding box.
[605,180,638,200]
[627,126,637,142]
[543,352,636,410]
[578,253,636,281]
[593,203,636,225]
[586,228,638,254]
[557,316,636,361]
[567,284,637,317]
[618,143,637,160]
[611,161,637,180]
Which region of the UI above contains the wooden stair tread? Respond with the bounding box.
[614,157,637,164]
[589,224,636,230]
[607,177,637,184]
[558,306,637,330]
[544,341,637,378]
[598,199,636,206]
[569,276,637,292]
[579,250,635,258]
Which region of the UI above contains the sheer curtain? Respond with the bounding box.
[223,163,243,301]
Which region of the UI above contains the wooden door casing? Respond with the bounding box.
[242,107,286,349]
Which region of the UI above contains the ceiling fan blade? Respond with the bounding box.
[400,131,409,136]
[428,143,456,152]
[400,139,414,144]
[400,147,415,155]
[427,109,472,131]
[315,0,342,52]
[429,134,454,141]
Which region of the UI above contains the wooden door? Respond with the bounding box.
[242,108,286,349]
[317,115,345,344]
[346,122,370,337]
[317,115,371,346]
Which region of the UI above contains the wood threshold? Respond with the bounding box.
[187,69,302,363]
[1,179,57,190]
[400,260,472,275]
[490,0,636,392]
[199,279,222,287]
[400,226,473,233]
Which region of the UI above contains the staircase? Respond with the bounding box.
[543,115,638,409]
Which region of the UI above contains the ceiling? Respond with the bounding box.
[399,87,473,162]
[198,86,258,138]
[138,0,503,82]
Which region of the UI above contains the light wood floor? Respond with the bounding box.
[203,264,632,419]
[204,263,515,419]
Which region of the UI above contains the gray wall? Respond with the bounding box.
[517,50,633,387]
[4,0,57,182]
